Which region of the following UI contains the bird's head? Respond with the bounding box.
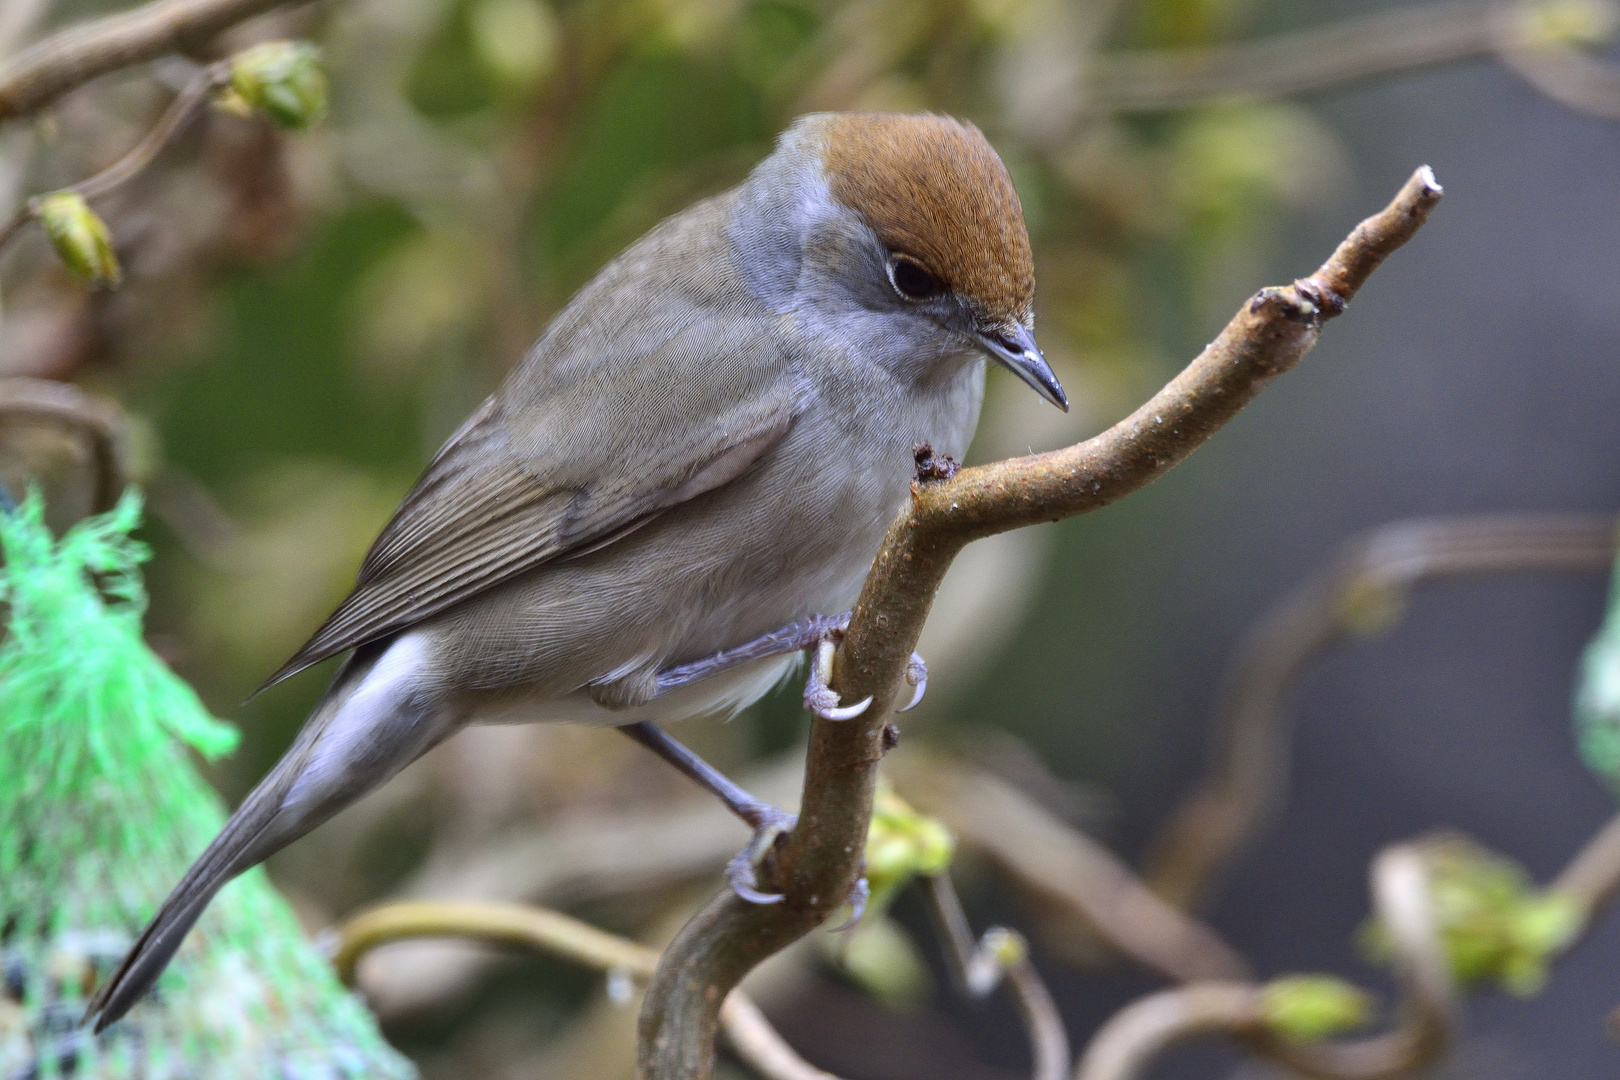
[768,111,1065,411]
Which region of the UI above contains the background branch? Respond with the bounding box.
[889,748,1249,983]
[635,168,1443,1080]
[0,376,128,512]
[0,0,290,123]
[1143,514,1619,912]
[1076,845,1453,1080]
[0,59,232,255]
[921,872,1070,1080]
[1091,0,1620,115]
[331,900,850,1080]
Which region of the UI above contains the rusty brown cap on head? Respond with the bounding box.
[817,112,1033,329]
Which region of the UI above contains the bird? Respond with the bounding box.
[85,110,1067,1030]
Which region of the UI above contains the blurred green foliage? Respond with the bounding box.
[1359,838,1582,997]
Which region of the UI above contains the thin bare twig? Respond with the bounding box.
[1550,811,1620,924]
[1143,515,1619,912]
[1496,35,1620,120]
[1076,844,1454,1080]
[635,169,1443,1080]
[0,0,291,123]
[0,376,128,511]
[0,0,55,61]
[719,994,844,1080]
[1254,845,1457,1079]
[1073,982,1261,1080]
[331,900,851,1080]
[0,59,232,256]
[1091,0,1620,116]
[1094,1,1507,112]
[890,748,1249,983]
[921,873,1070,1080]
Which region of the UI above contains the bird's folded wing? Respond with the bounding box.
[259,314,804,690]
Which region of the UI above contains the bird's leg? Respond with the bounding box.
[618,720,873,924]
[634,611,930,915]
[619,721,796,904]
[652,612,850,697]
[652,611,930,716]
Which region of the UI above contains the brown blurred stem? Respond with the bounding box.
[0,59,231,255]
[889,748,1250,983]
[1083,808,1620,1080]
[1551,811,1620,932]
[1072,983,1262,1080]
[0,0,290,123]
[921,873,1070,1080]
[0,376,127,511]
[1143,514,1619,912]
[331,900,850,1080]
[635,169,1443,1080]
[1092,0,1620,115]
[1077,844,1455,1080]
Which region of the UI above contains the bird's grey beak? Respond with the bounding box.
[976,324,1068,412]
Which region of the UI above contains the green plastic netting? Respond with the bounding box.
[0,489,416,1080]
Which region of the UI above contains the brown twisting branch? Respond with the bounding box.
[0,59,232,256]
[635,168,1443,1080]
[1252,845,1457,1079]
[889,747,1250,983]
[1495,34,1620,120]
[1076,845,1455,1080]
[0,376,128,511]
[1143,514,1619,912]
[1552,811,1620,917]
[921,873,1070,1080]
[330,900,850,1080]
[0,0,290,123]
[1094,1,1505,112]
[1081,805,1620,1080]
[1091,0,1620,115]
[1072,982,1262,1080]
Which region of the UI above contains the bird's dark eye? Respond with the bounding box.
[888,255,943,301]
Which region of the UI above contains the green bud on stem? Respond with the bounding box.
[228,42,327,129]
[1260,975,1373,1042]
[36,192,120,287]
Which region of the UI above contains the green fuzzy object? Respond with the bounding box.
[1576,554,1620,794]
[0,489,415,1080]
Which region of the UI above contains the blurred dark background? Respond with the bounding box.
[4,0,1620,1076]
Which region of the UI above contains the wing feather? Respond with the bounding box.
[260,286,804,691]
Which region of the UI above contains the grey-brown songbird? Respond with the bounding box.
[87,111,1066,1029]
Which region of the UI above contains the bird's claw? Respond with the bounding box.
[826,875,870,933]
[899,652,928,712]
[726,808,797,905]
[803,633,871,721]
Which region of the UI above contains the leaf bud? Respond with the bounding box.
[229,42,327,129]
[36,192,120,287]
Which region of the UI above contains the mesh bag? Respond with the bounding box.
[0,489,415,1080]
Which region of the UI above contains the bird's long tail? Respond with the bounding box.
[83,764,294,1030]
[86,637,447,1031]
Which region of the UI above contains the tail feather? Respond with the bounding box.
[85,638,443,1031]
[85,771,289,1031]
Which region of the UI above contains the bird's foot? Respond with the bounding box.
[726,805,798,904]
[803,620,873,721]
[900,652,928,712]
[826,874,871,933]
[724,810,871,930]
[801,623,926,719]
